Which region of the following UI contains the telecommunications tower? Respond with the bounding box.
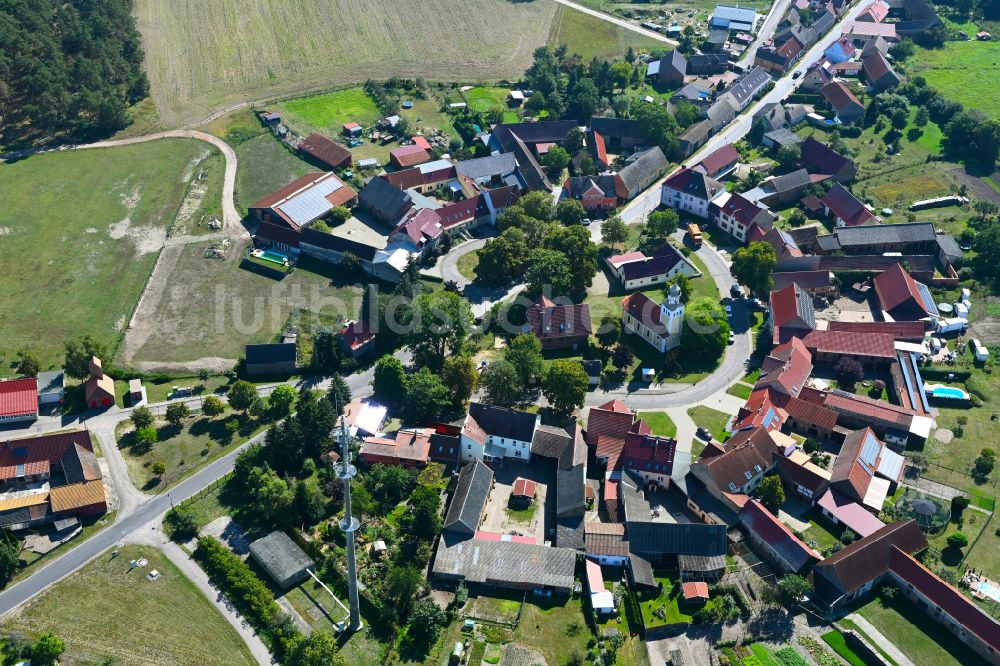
[335,412,363,631]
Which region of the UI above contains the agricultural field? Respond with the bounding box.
[548,5,667,62]
[0,139,217,370]
[907,39,1000,122]
[1,545,256,666]
[135,0,557,126]
[118,240,363,371]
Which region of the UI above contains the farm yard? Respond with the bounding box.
[118,240,363,371]
[134,0,557,126]
[0,545,256,666]
[0,139,218,369]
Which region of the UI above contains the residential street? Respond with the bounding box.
[550,0,679,46]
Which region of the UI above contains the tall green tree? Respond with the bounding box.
[757,475,786,512]
[441,355,478,408]
[730,241,777,296]
[373,355,408,405]
[63,336,108,379]
[545,225,600,293]
[556,198,587,227]
[403,368,451,422]
[646,209,680,239]
[601,214,629,250]
[0,529,20,587]
[478,227,529,286]
[480,359,523,406]
[327,373,352,414]
[542,360,589,414]
[406,291,474,371]
[680,298,730,363]
[227,380,257,413]
[505,334,545,386]
[526,248,573,296]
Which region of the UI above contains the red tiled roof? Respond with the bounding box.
[783,396,839,431]
[822,390,913,428]
[622,291,663,328]
[607,251,646,267]
[0,430,93,481]
[821,82,864,115]
[0,378,37,418]
[862,51,894,82]
[340,320,376,351]
[383,163,456,190]
[394,208,443,246]
[438,196,481,229]
[590,130,608,165]
[390,144,432,168]
[827,320,927,341]
[525,298,593,341]
[874,263,934,317]
[412,136,432,151]
[695,144,739,176]
[360,429,430,465]
[801,329,896,359]
[741,499,821,564]
[512,477,536,498]
[814,519,925,595]
[770,283,814,342]
[718,192,772,229]
[858,0,889,22]
[734,387,789,431]
[697,428,781,492]
[682,581,710,600]
[820,182,875,227]
[755,337,813,397]
[888,546,1000,653]
[621,431,676,474]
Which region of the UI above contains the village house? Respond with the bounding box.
[606,243,699,290]
[873,263,938,322]
[800,138,857,182]
[249,172,358,231]
[360,429,431,467]
[0,430,107,531]
[820,182,876,227]
[660,168,726,218]
[523,296,593,351]
[692,144,740,180]
[647,50,688,85]
[770,282,816,343]
[620,284,686,353]
[84,357,114,409]
[861,50,900,91]
[389,144,432,170]
[357,178,413,225]
[460,402,540,464]
[711,191,778,243]
[821,82,866,123]
[0,378,38,424]
[383,159,456,194]
[563,175,623,211]
[829,427,905,512]
[740,499,821,573]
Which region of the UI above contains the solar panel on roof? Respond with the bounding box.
[12,447,26,458]
[276,176,343,226]
[14,464,24,477]
[860,432,881,467]
[915,282,938,316]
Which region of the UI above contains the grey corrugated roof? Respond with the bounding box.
[249,531,314,582]
[432,534,578,591]
[678,553,727,573]
[618,147,668,199]
[591,117,646,141]
[629,552,657,589]
[532,425,572,459]
[557,464,587,518]
[443,459,493,534]
[626,521,728,557]
[556,515,586,550]
[833,222,936,247]
[36,371,64,396]
[455,153,518,181]
[359,178,411,219]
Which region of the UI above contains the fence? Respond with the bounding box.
[177,470,233,507]
[919,463,998,510]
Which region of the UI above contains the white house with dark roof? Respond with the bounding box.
[460,402,540,464]
[660,168,726,219]
[620,284,685,353]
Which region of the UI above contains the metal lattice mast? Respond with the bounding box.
[335,413,363,632]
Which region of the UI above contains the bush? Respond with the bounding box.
[165,506,199,541]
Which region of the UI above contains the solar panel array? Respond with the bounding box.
[276,176,343,226]
[858,431,881,477]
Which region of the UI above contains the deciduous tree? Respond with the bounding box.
[542,360,588,413]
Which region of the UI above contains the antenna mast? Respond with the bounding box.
[335,411,363,632]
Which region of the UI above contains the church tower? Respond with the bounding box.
[660,283,685,351]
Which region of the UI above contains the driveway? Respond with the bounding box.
[439,237,527,318]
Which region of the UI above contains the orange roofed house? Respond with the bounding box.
[0,430,107,531]
[84,357,114,409]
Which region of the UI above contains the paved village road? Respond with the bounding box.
[737,0,796,68]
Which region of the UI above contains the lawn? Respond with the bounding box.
[907,40,1000,121]
[463,87,510,114]
[727,382,753,400]
[0,139,215,368]
[638,576,695,627]
[801,511,844,553]
[276,87,382,136]
[458,249,481,282]
[116,412,262,491]
[511,597,592,666]
[837,618,899,666]
[505,502,539,524]
[857,595,990,666]
[821,630,866,666]
[120,241,362,368]
[548,5,666,62]
[637,411,677,437]
[686,406,731,442]
[233,133,316,213]
[115,375,232,407]
[135,0,557,126]
[1,545,255,665]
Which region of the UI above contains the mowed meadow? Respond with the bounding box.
[0,139,215,369]
[135,0,557,126]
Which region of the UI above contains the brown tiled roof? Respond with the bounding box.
[888,546,1000,652]
[254,221,301,248]
[586,531,629,557]
[755,337,813,397]
[622,291,663,329]
[821,82,863,114]
[49,479,106,513]
[801,329,897,359]
[695,144,740,176]
[586,403,636,447]
[360,429,430,464]
[772,271,833,291]
[621,431,676,473]
[525,298,593,341]
[820,182,874,227]
[776,455,829,493]
[0,431,94,482]
[874,263,934,317]
[298,133,352,169]
[827,321,927,340]
[814,520,926,596]
[696,428,781,491]
[390,145,432,168]
[383,163,456,190]
[783,396,839,430]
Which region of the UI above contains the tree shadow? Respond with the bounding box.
[940,545,964,567]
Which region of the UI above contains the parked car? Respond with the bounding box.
[728,331,735,345]
[724,304,733,319]
[730,283,743,298]
[696,426,712,441]
[793,70,802,79]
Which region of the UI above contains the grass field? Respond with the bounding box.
[116,412,261,491]
[639,576,695,627]
[457,249,481,282]
[121,241,362,368]
[463,86,510,113]
[548,5,666,62]
[908,40,1000,121]
[638,411,677,437]
[511,597,592,666]
[234,134,315,213]
[857,595,990,666]
[2,545,255,665]
[135,0,556,126]
[687,405,731,442]
[0,139,215,369]
[276,88,382,136]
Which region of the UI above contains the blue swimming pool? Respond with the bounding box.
[927,385,969,400]
[259,250,288,265]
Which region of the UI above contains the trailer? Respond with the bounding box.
[936,317,968,334]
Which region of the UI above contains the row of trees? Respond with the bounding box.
[0,0,149,143]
